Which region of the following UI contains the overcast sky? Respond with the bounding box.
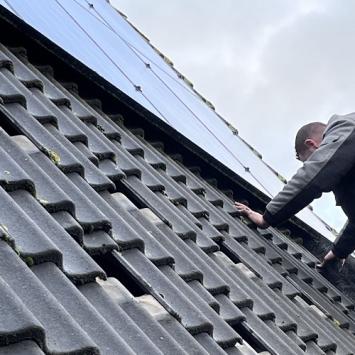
[114,0,355,231]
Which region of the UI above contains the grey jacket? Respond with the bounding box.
[263,113,355,258]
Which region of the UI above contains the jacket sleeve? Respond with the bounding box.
[332,221,355,258]
[263,114,355,226]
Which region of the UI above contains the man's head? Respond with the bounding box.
[295,122,326,162]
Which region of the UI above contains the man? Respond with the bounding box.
[235,113,355,268]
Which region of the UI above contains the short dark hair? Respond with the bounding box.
[295,122,326,155]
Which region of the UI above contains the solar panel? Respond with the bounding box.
[0,0,336,241]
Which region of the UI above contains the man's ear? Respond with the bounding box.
[304,138,317,148]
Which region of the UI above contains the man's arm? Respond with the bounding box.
[332,221,355,258]
[234,202,269,228]
[264,115,355,226]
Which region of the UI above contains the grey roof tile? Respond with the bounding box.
[290,274,353,329]
[2,46,43,91]
[0,69,26,107]
[0,341,45,355]
[228,249,299,299]
[4,134,75,215]
[187,280,220,312]
[79,281,164,355]
[124,176,221,252]
[30,64,72,106]
[94,115,122,142]
[224,343,258,355]
[1,72,54,124]
[30,88,89,144]
[151,168,209,216]
[166,204,220,252]
[0,276,44,347]
[101,193,177,266]
[32,68,71,108]
[60,107,116,160]
[144,214,238,306]
[25,147,111,232]
[197,215,226,242]
[213,209,286,261]
[304,341,326,354]
[138,209,229,294]
[0,72,103,184]
[204,188,226,207]
[133,292,214,354]
[291,297,351,353]
[251,281,317,341]
[142,212,231,295]
[46,77,99,123]
[171,204,201,230]
[157,154,208,194]
[272,256,298,276]
[99,118,148,155]
[173,244,251,308]
[108,141,142,177]
[99,278,189,355]
[168,181,210,215]
[221,234,286,289]
[209,253,273,317]
[0,47,13,72]
[0,186,62,266]
[183,165,237,212]
[97,157,126,181]
[263,227,319,264]
[82,230,118,255]
[242,309,304,354]
[130,207,204,282]
[123,135,152,159]
[2,103,83,174]
[66,177,144,251]
[44,123,114,191]
[197,205,230,232]
[32,262,135,354]
[285,330,307,350]
[73,141,99,164]
[10,189,105,284]
[114,249,214,335]
[51,210,84,243]
[0,144,34,194]
[123,176,196,238]
[148,175,188,204]
[155,156,188,183]
[161,267,241,347]
[198,202,274,256]
[132,156,166,191]
[0,60,52,121]
[214,293,246,325]
[280,249,354,305]
[161,324,210,355]
[194,332,228,354]
[160,266,242,347]
[0,241,98,354]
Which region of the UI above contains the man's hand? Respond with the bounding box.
[234,202,269,229]
[316,250,346,271]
